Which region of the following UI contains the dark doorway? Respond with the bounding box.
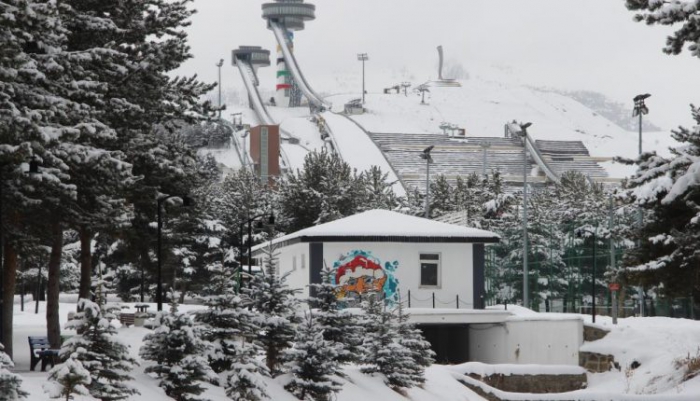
[418,324,469,364]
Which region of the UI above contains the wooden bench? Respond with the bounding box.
[119,312,135,327]
[28,336,60,372]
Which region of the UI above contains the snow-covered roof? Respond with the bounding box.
[253,209,499,253]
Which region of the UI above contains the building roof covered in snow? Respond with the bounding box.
[253,209,499,253]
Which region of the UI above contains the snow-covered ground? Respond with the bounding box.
[10,299,700,400]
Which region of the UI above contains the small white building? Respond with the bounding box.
[251,209,584,365]
[252,209,500,310]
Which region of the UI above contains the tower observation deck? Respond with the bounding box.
[262,0,329,110]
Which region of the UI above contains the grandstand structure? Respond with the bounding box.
[369,131,611,193]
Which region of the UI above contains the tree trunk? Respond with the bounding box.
[2,241,17,358]
[46,220,63,349]
[78,226,92,306]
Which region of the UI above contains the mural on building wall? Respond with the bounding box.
[333,250,399,304]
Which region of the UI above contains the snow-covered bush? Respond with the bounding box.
[44,355,91,400]
[0,343,27,400]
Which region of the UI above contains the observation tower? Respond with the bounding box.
[262,0,316,107]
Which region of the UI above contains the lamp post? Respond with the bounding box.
[156,194,192,311]
[357,53,368,104]
[0,160,39,345]
[577,227,598,323]
[633,94,650,155]
[516,122,533,309]
[237,212,275,290]
[480,142,491,176]
[216,59,224,118]
[419,146,434,218]
[633,93,650,316]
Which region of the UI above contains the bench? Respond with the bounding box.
[119,312,135,327]
[28,336,60,372]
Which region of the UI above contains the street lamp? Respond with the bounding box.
[633,94,650,155]
[357,53,368,104]
[0,159,40,345]
[419,145,434,218]
[480,142,492,176]
[237,212,275,290]
[156,194,192,311]
[515,122,532,309]
[577,227,599,323]
[633,93,650,316]
[217,59,224,118]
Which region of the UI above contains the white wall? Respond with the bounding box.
[322,242,474,309]
[276,242,310,298]
[469,318,583,365]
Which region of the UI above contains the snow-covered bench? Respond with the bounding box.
[119,312,135,327]
[28,336,60,372]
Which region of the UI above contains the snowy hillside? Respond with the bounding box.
[215,70,679,181]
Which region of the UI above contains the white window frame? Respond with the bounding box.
[419,253,441,289]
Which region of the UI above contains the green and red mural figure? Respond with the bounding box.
[332,250,399,304]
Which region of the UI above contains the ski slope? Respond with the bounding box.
[321,112,406,197]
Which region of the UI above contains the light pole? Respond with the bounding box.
[357,53,368,104]
[419,146,434,218]
[156,194,192,311]
[239,212,275,289]
[516,122,533,309]
[633,93,650,316]
[0,160,39,345]
[480,142,491,176]
[577,227,598,323]
[216,59,224,118]
[633,94,650,155]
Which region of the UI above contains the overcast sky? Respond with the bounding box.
[175,0,700,130]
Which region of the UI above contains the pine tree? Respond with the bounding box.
[194,262,269,401]
[61,297,139,400]
[44,355,91,401]
[246,241,301,375]
[396,299,434,375]
[0,343,27,400]
[140,295,216,401]
[284,313,342,401]
[626,0,700,58]
[428,174,454,218]
[309,266,364,365]
[358,166,400,211]
[360,296,418,390]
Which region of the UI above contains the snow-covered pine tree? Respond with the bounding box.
[428,174,454,218]
[0,343,27,400]
[309,266,364,365]
[44,355,91,401]
[358,165,400,211]
[245,240,301,375]
[396,297,434,376]
[284,312,342,401]
[194,261,269,401]
[276,150,365,232]
[140,294,216,401]
[360,295,419,390]
[60,297,139,400]
[626,0,700,59]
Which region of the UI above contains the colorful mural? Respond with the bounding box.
[332,250,399,304]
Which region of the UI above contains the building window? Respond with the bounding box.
[292,256,297,271]
[301,254,306,269]
[420,253,440,288]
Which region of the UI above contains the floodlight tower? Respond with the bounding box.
[262,0,316,108]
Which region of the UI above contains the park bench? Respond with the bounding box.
[119,312,135,327]
[28,336,60,372]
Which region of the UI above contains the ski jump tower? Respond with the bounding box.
[262,0,316,108]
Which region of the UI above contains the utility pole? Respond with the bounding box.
[481,142,491,176]
[357,53,368,104]
[610,195,618,325]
